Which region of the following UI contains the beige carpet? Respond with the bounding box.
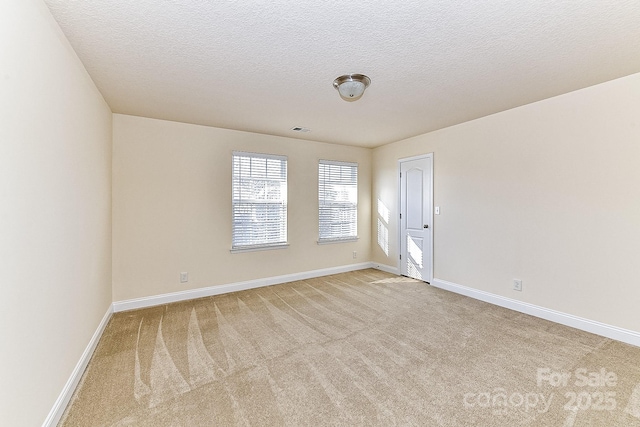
[60,269,640,426]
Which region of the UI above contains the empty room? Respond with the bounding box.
[2,0,640,426]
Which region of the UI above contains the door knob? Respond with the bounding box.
[423,224,429,228]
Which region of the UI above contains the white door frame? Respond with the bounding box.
[397,153,434,283]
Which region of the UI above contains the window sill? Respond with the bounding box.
[230,243,289,254]
[317,237,359,245]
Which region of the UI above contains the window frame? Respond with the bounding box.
[318,159,359,244]
[231,151,289,253]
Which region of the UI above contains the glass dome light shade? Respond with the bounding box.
[333,74,371,102]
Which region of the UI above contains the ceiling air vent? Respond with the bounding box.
[291,127,311,133]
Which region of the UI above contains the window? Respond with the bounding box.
[318,160,358,243]
[232,152,287,251]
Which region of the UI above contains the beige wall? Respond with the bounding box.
[112,114,371,301]
[373,72,640,332]
[0,0,113,425]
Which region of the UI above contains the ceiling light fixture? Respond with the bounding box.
[333,74,371,102]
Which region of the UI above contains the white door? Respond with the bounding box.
[400,155,432,282]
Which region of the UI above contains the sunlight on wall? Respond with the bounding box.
[377,199,389,255]
[377,219,389,256]
[377,199,390,223]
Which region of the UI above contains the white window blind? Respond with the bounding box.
[318,160,358,242]
[232,152,287,250]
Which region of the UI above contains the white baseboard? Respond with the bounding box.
[432,278,640,348]
[372,263,400,275]
[113,262,375,312]
[42,305,113,427]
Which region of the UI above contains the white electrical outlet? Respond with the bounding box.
[513,279,522,291]
[353,251,357,259]
[180,272,188,283]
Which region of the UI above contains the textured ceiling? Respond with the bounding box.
[44,0,640,148]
